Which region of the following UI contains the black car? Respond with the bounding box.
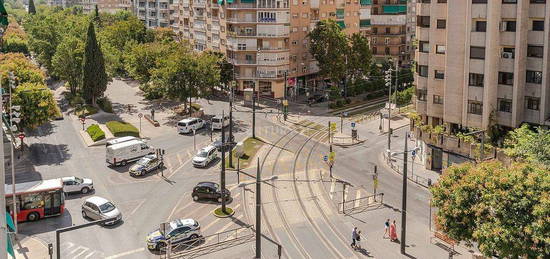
[308,94,325,104]
[192,182,231,203]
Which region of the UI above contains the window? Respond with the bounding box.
[532,20,544,31]
[501,47,515,59]
[419,41,430,53]
[527,45,544,58]
[373,27,378,34]
[468,101,483,115]
[530,0,546,3]
[436,19,446,29]
[475,21,487,32]
[417,89,427,101]
[21,193,43,210]
[470,46,485,59]
[436,45,446,54]
[498,98,512,112]
[420,0,430,2]
[472,0,487,3]
[385,47,390,55]
[434,70,445,79]
[502,20,516,32]
[498,72,514,85]
[502,0,517,3]
[525,96,540,110]
[469,73,484,87]
[385,38,390,45]
[433,95,443,104]
[385,27,391,34]
[526,70,543,84]
[417,16,430,28]
[418,65,428,77]
[437,0,447,2]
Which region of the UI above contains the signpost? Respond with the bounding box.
[328,151,335,178]
[18,133,25,152]
[138,113,143,134]
[79,117,85,130]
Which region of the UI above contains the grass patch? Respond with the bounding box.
[86,124,105,142]
[106,121,140,137]
[226,137,264,169]
[75,105,98,118]
[213,207,234,217]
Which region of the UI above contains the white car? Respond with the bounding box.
[211,115,229,130]
[177,118,204,134]
[147,218,202,250]
[81,196,122,225]
[192,145,217,167]
[62,176,94,194]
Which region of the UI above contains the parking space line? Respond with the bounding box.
[61,242,75,250]
[105,248,145,259]
[206,215,244,242]
[68,246,88,257]
[201,217,222,233]
[177,153,183,165]
[129,199,146,217]
[166,191,190,221]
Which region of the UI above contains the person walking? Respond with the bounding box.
[355,230,362,250]
[351,227,358,248]
[390,220,398,242]
[383,219,390,238]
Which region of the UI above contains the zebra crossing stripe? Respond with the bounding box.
[329,180,335,200]
[354,190,361,208]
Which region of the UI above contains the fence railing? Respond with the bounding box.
[338,193,384,214]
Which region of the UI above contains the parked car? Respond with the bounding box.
[106,136,139,147]
[177,118,204,134]
[146,218,202,250]
[192,145,217,167]
[211,114,230,130]
[129,154,163,176]
[191,182,230,203]
[308,94,326,104]
[62,176,94,194]
[81,196,122,225]
[106,139,154,166]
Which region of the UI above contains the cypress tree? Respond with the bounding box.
[82,21,109,106]
[28,0,36,15]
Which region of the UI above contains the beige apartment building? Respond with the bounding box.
[80,0,132,13]
[414,0,550,170]
[135,0,180,29]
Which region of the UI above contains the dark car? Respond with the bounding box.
[191,182,231,203]
[308,94,325,104]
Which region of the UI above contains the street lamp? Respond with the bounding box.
[385,67,393,150]
[237,159,278,259]
[7,72,20,234]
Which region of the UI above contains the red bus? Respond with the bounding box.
[5,179,65,222]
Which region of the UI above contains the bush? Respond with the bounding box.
[106,121,140,137]
[329,102,337,109]
[75,105,98,118]
[139,82,164,100]
[345,98,351,104]
[86,124,106,142]
[97,97,113,113]
[190,103,202,112]
[336,99,344,108]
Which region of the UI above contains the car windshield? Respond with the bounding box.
[137,158,150,166]
[197,151,208,158]
[212,118,221,123]
[99,202,116,213]
[74,177,83,184]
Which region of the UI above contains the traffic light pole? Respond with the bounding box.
[221,111,227,213]
[401,133,408,255]
[255,158,261,259]
[0,80,7,257]
[283,72,287,121]
[228,85,234,167]
[252,87,256,139]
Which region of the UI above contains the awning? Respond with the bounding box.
[241,0,255,2]
[336,9,344,19]
[360,19,371,27]
[226,0,233,3]
[382,5,407,14]
[218,0,223,4]
[336,20,345,28]
[360,0,372,5]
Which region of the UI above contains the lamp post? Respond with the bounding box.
[385,67,393,151]
[238,160,278,259]
[7,72,20,234]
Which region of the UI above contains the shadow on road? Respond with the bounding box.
[18,210,73,236]
[28,143,71,166]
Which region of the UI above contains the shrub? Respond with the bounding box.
[345,98,351,104]
[86,124,106,142]
[106,121,140,137]
[75,105,98,118]
[190,103,202,112]
[336,99,344,108]
[97,97,113,113]
[329,102,337,109]
[139,82,164,100]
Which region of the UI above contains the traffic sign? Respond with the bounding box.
[79,117,85,122]
[411,150,416,157]
[351,122,356,128]
[138,113,143,118]
[323,155,328,162]
[330,122,337,132]
[328,151,335,162]
[282,100,288,106]
[18,133,25,140]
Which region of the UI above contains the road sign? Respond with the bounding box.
[373,178,378,189]
[351,122,356,128]
[330,122,337,132]
[79,117,85,122]
[411,150,416,157]
[138,113,143,118]
[323,155,328,162]
[343,112,349,117]
[18,133,25,140]
[282,100,288,106]
[328,151,335,162]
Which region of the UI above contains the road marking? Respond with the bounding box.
[329,180,335,200]
[105,248,145,259]
[206,215,244,242]
[201,217,222,232]
[166,191,190,221]
[61,242,75,250]
[187,150,193,158]
[128,199,146,217]
[83,251,97,259]
[164,157,173,169]
[354,190,361,208]
[177,153,183,164]
[67,246,88,256]
[344,186,348,201]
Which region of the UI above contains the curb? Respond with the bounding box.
[379,152,432,189]
[212,208,235,218]
[332,139,366,147]
[377,123,411,136]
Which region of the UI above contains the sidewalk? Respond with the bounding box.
[12,235,50,259]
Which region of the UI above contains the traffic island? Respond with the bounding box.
[225,137,265,170]
[213,207,235,218]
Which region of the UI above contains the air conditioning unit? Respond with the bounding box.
[502,52,513,59]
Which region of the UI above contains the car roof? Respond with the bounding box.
[107,139,146,149]
[197,181,217,187]
[85,196,110,205]
[169,218,196,230]
[61,176,75,181]
[201,145,216,152]
[178,117,199,123]
[142,154,157,159]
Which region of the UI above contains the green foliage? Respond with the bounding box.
[347,33,372,82]
[190,103,202,112]
[86,124,105,141]
[75,105,98,117]
[82,21,109,105]
[52,36,84,95]
[149,27,175,43]
[1,18,29,54]
[0,52,44,88]
[504,124,550,169]
[28,0,35,14]
[12,82,58,129]
[139,82,165,100]
[391,86,414,105]
[124,41,178,83]
[106,121,139,137]
[308,20,348,85]
[96,97,113,113]
[431,161,549,258]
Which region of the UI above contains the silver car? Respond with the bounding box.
[62,176,94,194]
[81,196,122,225]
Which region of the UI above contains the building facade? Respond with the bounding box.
[135,0,179,28]
[414,0,550,170]
[81,0,132,13]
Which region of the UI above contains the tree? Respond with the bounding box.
[82,21,109,105]
[27,0,35,14]
[308,20,348,87]
[504,124,550,169]
[12,82,59,129]
[123,41,177,83]
[347,33,371,83]
[431,161,549,258]
[0,53,45,87]
[152,48,194,110]
[52,36,84,95]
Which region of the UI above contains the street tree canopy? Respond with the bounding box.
[12,82,59,129]
[504,124,550,169]
[52,35,84,95]
[308,20,348,86]
[431,161,549,258]
[82,21,110,105]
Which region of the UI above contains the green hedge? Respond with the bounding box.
[75,105,98,118]
[97,97,113,113]
[86,124,106,142]
[106,121,140,137]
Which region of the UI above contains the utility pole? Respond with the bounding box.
[228,83,234,167]
[0,79,7,258]
[329,144,333,178]
[385,67,393,151]
[252,87,256,139]
[401,133,408,255]
[8,72,17,234]
[373,165,378,200]
[221,111,227,213]
[283,72,288,121]
[255,157,261,259]
[327,121,331,143]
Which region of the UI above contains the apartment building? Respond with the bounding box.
[80,0,132,13]
[135,0,179,29]
[414,0,550,169]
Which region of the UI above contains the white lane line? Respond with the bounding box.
[68,246,88,256]
[128,199,146,217]
[187,150,193,158]
[83,251,96,259]
[104,248,145,259]
[61,242,74,250]
[166,191,190,221]
[207,215,244,242]
[354,190,361,208]
[329,180,335,200]
[177,153,183,164]
[164,157,173,170]
[201,217,222,232]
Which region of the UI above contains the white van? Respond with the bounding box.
[211,115,229,130]
[177,118,204,134]
[106,139,154,166]
[106,136,138,147]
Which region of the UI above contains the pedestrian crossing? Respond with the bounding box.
[327,179,381,213]
[60,241,105,259]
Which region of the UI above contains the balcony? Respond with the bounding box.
[258,59,289,66]
[227,17,257,23]
[258,47,289,52]
[229,58,257,65]
[370,14,406,25]
[193,1,206,7]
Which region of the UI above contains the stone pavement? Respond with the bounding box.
[12,235,50,259]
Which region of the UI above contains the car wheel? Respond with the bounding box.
[81,210,87,219]
[140,170,146,176]
[189,234,199,240]
[27,212,39,222]
[81,187,89,194]
[217,197,222,203]
[192,195,199,201]
[121,160,127,166]
[156,242,166,251]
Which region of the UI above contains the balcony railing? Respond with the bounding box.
[192,1,206,7]
[230,59,257,65]
[227,17,257,23]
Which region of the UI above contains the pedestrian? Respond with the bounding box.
[151,108,155,121]
[383,219,390,238]
[351,227,358,248]
[390,220,398,242]
[355,230,362,250]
